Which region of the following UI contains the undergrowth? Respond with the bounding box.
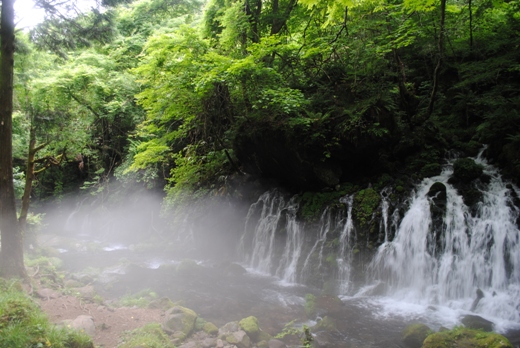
[0,279,93,348]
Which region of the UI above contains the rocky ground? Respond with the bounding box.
[37,289,163,347]
[33,282,293,348]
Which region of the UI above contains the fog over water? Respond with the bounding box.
[35,154,520,347]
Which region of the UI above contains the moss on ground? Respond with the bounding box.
[117,323,174,348]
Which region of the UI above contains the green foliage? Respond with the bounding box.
[353,188,381,227]
[274,320,313,348]
[0,279,93,348]
[11,0,520,205]
[118,289,158,308]
[118,323,174,348]
[299,185,355,221]
[304,293,316,317]
[422,326,512,348]
[452,158,484,182]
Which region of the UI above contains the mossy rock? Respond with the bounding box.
[421,163,442,178]
[162,306,197,338]
[195,317,207,331]
[257,330,272,342]
[402,323,433,348]
[460,314,493,332]
[422,327,512,348]
[203,321,219,335]
[452,158,484,182]
[353,188,381,227]
[239,316,260,338]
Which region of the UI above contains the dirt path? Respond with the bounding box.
[38,294,163,348]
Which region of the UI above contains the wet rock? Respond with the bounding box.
[267,339,287,348]
[202,337,217,348]
[239,316,259,340]
[461,314,494,332]
[219,321,240,338]
[203,322,219,335]
[315,295,344,316]
[452,158,484,182]
[313,331,333,348]
[427,182,447,204]
[470,288,485,311]
[313,316,336,331]
[448,158,487,209]
[225,330,250,348]
[219,262,247,277]
[162,306,197,338]
[402,323,432,348]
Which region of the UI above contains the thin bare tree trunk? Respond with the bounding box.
[0,0,27,279]
[426,0,446,119]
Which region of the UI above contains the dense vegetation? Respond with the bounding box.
[10,0,520,211]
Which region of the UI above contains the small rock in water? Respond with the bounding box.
[460,314,494,332]
[470,288,485,311]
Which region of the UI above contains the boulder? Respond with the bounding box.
[162,306,197,338]
[313,316,336,331]
[461,314,494,332]
[268,339,287,348]
[452,158,484,182]
[402,323,432,348]
[225,330,250,348]
[219,321,240,339]
[203,322,219,335]
[71,315,96,337]
[239,316,260,340]
[423,327,512,348]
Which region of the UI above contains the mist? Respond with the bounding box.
[29,172,520,347]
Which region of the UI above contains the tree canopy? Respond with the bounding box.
[2,0,519,232]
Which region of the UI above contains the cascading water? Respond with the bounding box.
[241,190,306,283]
[300,207,336,280]
[337,195,354,294]
[370,152,520,325]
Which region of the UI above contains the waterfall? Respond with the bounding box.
[370,154,520,322]
[242,190,306,283]
[275,197,303,283]
[337,195,355,294]
[301,207,335,280]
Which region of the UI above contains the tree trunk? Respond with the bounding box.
[426,0,446,119]
[19,127,42,234]
[0,0,27,278]
[270,0,297,36]
[468,0,473,52]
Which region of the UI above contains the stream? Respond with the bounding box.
[39,150,520,347]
